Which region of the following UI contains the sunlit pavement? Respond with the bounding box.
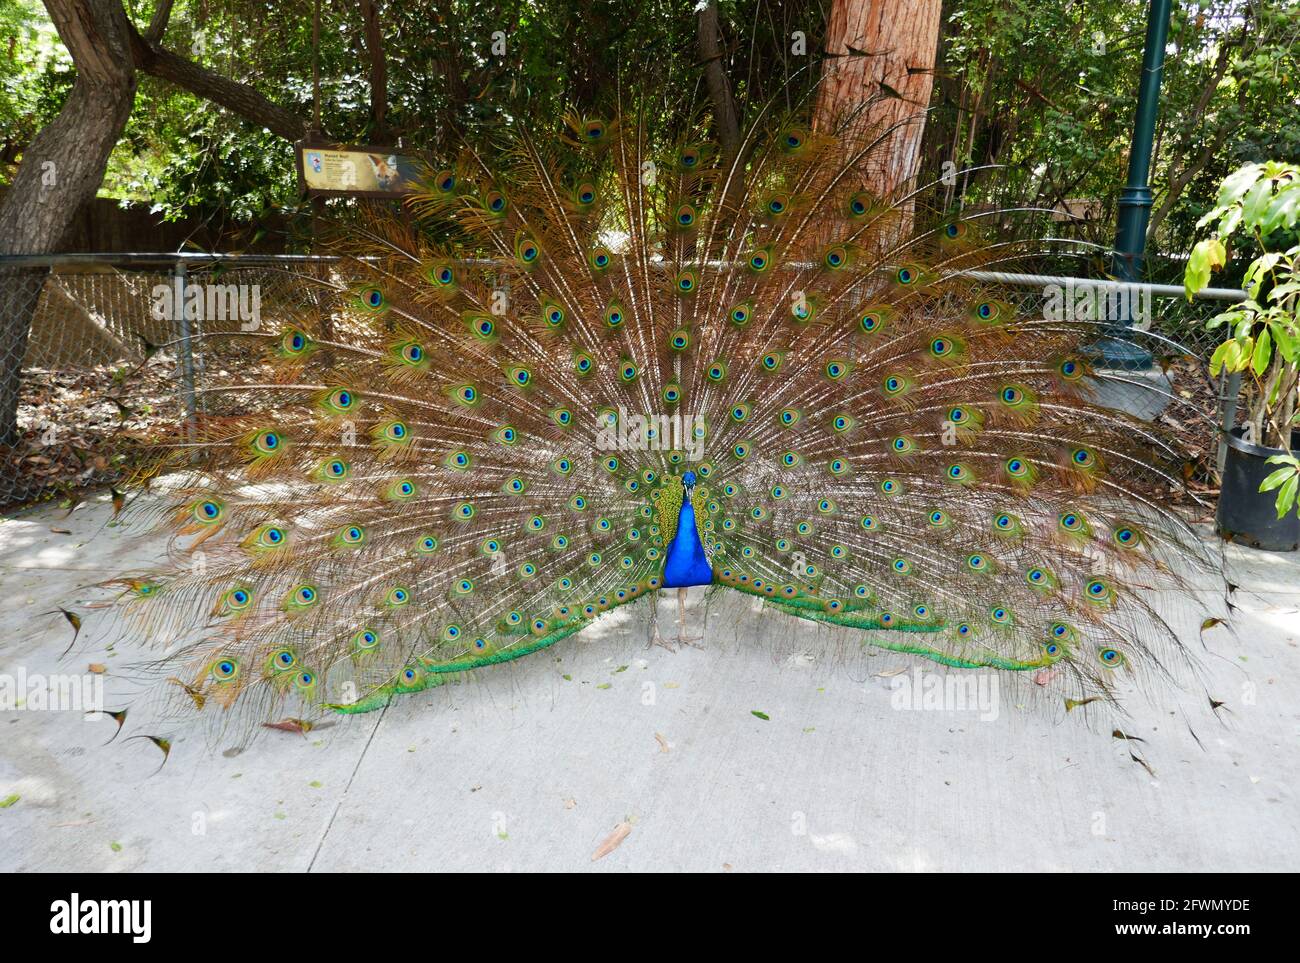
[1,492,1296,871]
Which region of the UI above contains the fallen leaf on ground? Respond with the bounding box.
[591,821,631,861]
[262,718,313,734]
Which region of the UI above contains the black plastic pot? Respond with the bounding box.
[1216,426,1300,552]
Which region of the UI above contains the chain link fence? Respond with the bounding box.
[0,253,1244,510]
[0,255,332,508]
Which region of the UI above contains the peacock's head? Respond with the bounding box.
[681,470,697,489]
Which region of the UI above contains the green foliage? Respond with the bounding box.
[0,0,67,166]
[1186,161,1300,517]
[0,0,1295,271]
[1261,454,1300,519]
[934,0,1300,260]
[2,0,823,225]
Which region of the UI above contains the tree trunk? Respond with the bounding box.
[0,0,138,446]
[918,1,957,205]
[359,0,390,143]
[814,0,943,234]
[697,1,740,160]
[696,0,748,234]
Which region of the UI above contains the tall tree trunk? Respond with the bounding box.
[0,0,138,446]
[918,0,958,206]
[697,1,740,160]
[359,0,390,143]
[814,0,943,237]
[696,0,747,233]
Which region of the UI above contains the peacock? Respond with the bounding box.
[97,93,1223,741]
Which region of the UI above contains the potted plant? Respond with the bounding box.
[1185,161,1300,551]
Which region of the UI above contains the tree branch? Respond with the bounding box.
[127,21,311,141]
[144,0,173,41]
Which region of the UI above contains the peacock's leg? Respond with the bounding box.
[646,590,675,651]
[674,587,704,647]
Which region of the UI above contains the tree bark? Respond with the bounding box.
[813,0,943,211]
[0,0,138,445]
[359,0,389,143]
[696,0,749,233]
[697,1,740,160]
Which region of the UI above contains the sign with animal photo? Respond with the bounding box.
[296,143,422,197]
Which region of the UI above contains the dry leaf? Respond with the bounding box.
[591,821,631,861]
[262,718,314,734]
[872,665,908,678]
[654,733,669,753]
[87,663,106,674]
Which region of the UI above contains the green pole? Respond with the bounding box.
[1096,0,1173,370]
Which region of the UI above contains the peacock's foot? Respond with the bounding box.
[646,628,676,652]
[675,625,704,649]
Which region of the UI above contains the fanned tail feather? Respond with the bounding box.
[93,86,1225,742]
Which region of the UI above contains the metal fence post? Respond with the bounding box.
[1217,369,1242,477]
[174,259,198,450]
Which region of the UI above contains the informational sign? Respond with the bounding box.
[296,143,422,198]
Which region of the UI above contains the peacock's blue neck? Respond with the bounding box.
[662,488,713,588]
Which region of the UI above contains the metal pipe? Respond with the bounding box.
[962,271,1247,303]
[1114,0,1173,275]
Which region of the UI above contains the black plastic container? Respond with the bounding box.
[1216,426,1300,552]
